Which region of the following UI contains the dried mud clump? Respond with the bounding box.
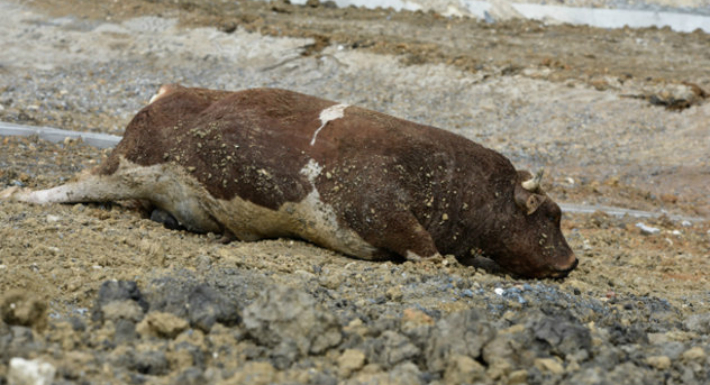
[1,291,48,332]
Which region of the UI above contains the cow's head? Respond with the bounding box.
[486,170,578,278]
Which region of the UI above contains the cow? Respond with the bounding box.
[1,85,577,278]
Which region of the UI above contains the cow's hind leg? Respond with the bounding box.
[1,174,143,205]
[1,163,223,234]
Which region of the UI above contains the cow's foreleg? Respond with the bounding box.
[372,211,442,262]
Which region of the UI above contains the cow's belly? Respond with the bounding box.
[206,158,379,259]
[207,187,378,258]
[131,157,378,258]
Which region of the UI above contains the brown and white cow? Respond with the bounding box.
[1,85,577,278]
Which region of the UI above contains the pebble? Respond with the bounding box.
[636,222,660,235]
[534,357,565,375]
[444,354,485,384]
[401,308,434,328]
[137,311,189,339]
[681,346,706,361]
[646,355,671,370]
[224,361,276,385]
[243,286,342,361]
[45,215,61,223]
[133,350,170,376]
[100,300,145,323]
[385,286,403,302]
[508,369,529,384]
[319,274,342,290]
[8,357,56,385]
[338,349,366,376]
[366,330,420,369]
[92,280,148,324]
[682,312,710,334]
[425,308,495,373]
[186,284,241,332]
[1,291,47,331]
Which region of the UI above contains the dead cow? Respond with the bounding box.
[1,85,577,278]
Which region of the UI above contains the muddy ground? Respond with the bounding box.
[0,0,709,384]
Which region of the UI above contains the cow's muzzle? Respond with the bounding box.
[548,255,579,279]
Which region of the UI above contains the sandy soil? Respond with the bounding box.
[0,0,709,384]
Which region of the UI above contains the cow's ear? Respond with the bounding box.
[514,185,547,215]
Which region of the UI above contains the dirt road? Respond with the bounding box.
[1,0,709,384]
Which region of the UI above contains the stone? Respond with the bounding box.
[508,369,529,384]
[568,363,654,385]
[401,308,434,328]
[347,361,423,385]
[399,308,434,349]
[101,300,145,323]
[645,356,671,370]
[389,362,423,385]
[319,274,342,290]
[425,308,495,373]
[221,361,276,385]
[187,284,241,332]
[486,359,512,381]
[114,319,137,344]
[683,312,710,334]
[385,287,403,302]
[92,280,148,324]
[174,367,206,385]
[338,349,366,376]
[365,331,420,369]
[481,330,523,380]
[532,316,592,357]
[140,277,242,332]
[534,357,564,375]
[133,350,170,376]
[443,354,485,384]
[682,346,706,361]
[137,311,189,339]
[243,286,342,366]
[1,291,47,331]
[8,357,56,385]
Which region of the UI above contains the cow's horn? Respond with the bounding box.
[522,169,544,192]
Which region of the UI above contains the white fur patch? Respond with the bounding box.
[406,251,425,261]
[300,159,323,183]
[310,103,349,146]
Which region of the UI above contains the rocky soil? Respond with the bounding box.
[0,0,709,384]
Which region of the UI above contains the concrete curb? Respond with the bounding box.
[557,203,704,223]
[0,121,121,149]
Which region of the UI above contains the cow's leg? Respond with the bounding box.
[370,211,442,262]
[1,175,139,205]
[1,164,222,234]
